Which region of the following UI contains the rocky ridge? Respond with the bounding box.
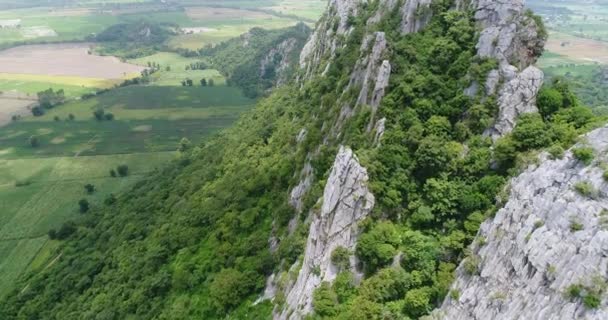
[275,1,436,318]
[435,125,608,319]
[435,126,608,320]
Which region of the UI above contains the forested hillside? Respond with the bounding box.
[201,24,311,98]
[0,0,605,319]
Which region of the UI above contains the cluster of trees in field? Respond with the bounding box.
[186,61,209,70]
[31,88,65,116]
[181,78,215,87]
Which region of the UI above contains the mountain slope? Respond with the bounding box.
[0,0,603,319]
[435,125,608,319]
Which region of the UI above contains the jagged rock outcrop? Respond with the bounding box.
[436,125,608,319]
[299,0,362,77]
[279,147,375,319]
[260,38,299,86]
[486,65,544,138]
[461,0,546,139]
[337,31,391,131]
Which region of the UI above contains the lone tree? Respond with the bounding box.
[78,199,90,213]
[104,113,115,121]
[109,169,117,177]
[117,164,129,177]
[84,184,95,194]
[200,78,207,86]
[29,135,39,148]
[186,79,194,87]
[68,113,75,121]
[208,79,215,87]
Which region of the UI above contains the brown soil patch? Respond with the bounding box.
[0,43,144,79]
[545,32,608,64]
[0,98,34,127]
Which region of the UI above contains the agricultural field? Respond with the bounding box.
[0,96,34,126]
[129,52,225,86]
[528,0,608,111]
[0,43,144,99]
[0,83,255,297]
[0,152,175,298]
[0,0,324,50]
[0,0,319,302]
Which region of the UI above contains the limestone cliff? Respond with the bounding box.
[279,147,374,319]
[461,0,547,139]
[435,126,608,319]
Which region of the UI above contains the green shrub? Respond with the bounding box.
[583,293,601,309]
[570,218,584,232]
[463,254,480,276]
[566,284,583,299]
[572,147,594,165]
[573,181,597,198]
[331,246,351,270]
[547,145,565,160]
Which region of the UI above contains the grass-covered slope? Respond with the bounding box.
[0,1,604,320]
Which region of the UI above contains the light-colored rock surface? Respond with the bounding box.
[299,0,362,78]
[401,0,432,34]
[486,66,544,139]
[350,32,391,113]
[437,125,608,319]
[463,0,546,138]
[279,146,375,319]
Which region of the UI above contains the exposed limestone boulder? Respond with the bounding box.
[436,125,608,319]
[278,146,375,319]
[464,0,547,139]
[485,66,544,139]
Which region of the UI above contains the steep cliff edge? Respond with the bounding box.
[280,147,374,319]
[436,125,608,319]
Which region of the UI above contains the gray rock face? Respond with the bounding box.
[290,161,314,214]
[486,66,544,139]
[350,32,391,112]
[436,125,608,320]
[299,0,363,78]
[464,0,546,138]
[260,38,298,86]
[401,0,432,34]
[279,146,375,319]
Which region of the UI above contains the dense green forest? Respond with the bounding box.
[0,1,603,319]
